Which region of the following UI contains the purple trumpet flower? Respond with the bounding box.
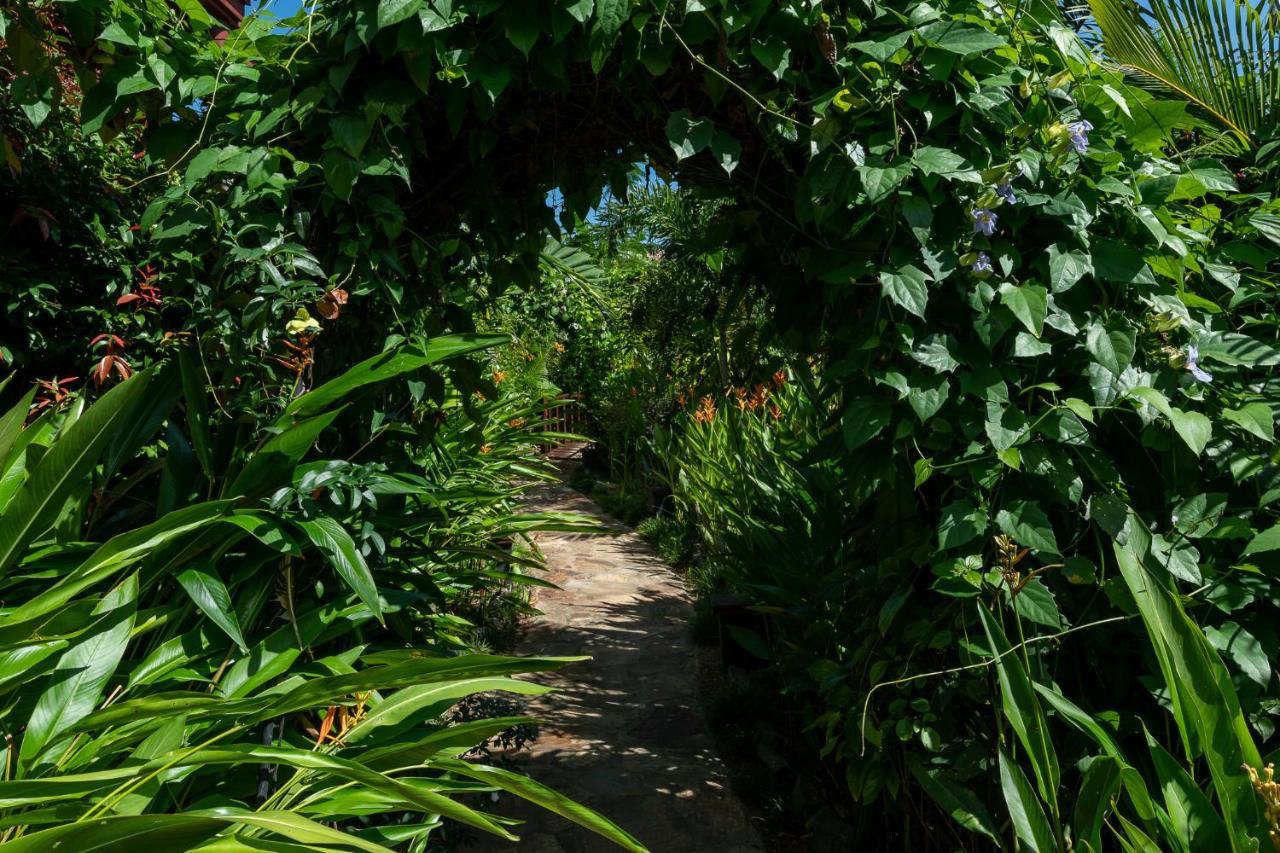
[996,182,1017,204]
[1068,120,1093,154]
[972,252,993,274]
[1185,345,1213,383]
[972,208,998,236]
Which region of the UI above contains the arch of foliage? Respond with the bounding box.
[2,0,1279,849]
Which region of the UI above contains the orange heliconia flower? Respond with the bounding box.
[693,395,716,423]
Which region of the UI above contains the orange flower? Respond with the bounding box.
[480,443,492,454]
[552,342,565,353]
[768,402,782,421]
[492,371,506,384]
[693,395,717,423]
[772,369,787,388]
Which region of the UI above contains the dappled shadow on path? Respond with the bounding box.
[468,484,762,853]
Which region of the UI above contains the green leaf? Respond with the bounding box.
[1204,621,1270,688]
[1085,323,1135,376]
[907,758,1000,842]
[433,759,648,853]
[1074,756,1123,853]
[999,283,1048,337]
[1112,542,1262,849]
[594,0,629,38]
[228,409,345,498]
[750,37,791,80]
[912,146,977,180]
[1146,735,1231,851]
[1223,403,1274,442]
[282,335,507,423]
[177,564,247,651]
[376,0,424,29]
[21,575,138,767]
[1048,244,1091,292]
[1195,332,1280,367]
[345,678,553,744]
[710,131,740,175]
[295,517,383,621]
[849,30,911,61]
[842,399,891,449]
[1243,525,1280,556]
[858,161,912,203]
[979,606,1060,806]
[0,369,158,576]
[906,374,949,422]
[1093,240,1155,284]
[1169,408,1212,456]
[917,21,1006,55]
[880,264,929,317]
[998,748,1058,853]
[938,499,986,549]
[1,501,232,628]
[996,501,1059,555]
[1012,579,1064,630]
[331,115,373,158]
[177,346,215,479]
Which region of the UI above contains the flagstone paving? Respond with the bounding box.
[473,456,763,853]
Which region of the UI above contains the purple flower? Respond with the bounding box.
[1186,345,1213,383]
[972,252,993,274]
[1068,120,1093,154]
[972,208,997,236]
[996,182,1017,204]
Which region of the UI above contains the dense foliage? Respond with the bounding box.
[2,0,1279,849]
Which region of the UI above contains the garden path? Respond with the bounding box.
[472,447,763,853]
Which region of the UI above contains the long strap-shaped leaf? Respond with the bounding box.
[0,368,158,576]
[0,809,392,853]
[1088,0,1279,148]
[1113,541,1263,851]
[277,334,509,423]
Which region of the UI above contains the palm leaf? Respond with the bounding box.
[1088,0,1280,148]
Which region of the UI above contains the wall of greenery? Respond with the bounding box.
[2,0,1278,849]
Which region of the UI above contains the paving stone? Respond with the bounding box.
[472,479,763,853]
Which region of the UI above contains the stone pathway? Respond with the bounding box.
[472,470,763,853]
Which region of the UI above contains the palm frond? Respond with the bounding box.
[1088,0,1280,149]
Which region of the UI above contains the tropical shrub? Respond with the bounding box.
[0,342,644,850]
[2,0,1278,849]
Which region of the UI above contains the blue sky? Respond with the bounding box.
[247,0,306,18]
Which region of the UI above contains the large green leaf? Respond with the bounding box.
[294,517,382,621]
[977,606,1060,809]
[278,336,507,423]
[0,369,158,575]
[434,759,649,852]
[177,564,248,651]
[1113,541,1262,851]
[226,408,345,498]
[1074,756,1123,853]
[20,574,138,767]
[998,748,1058,852]
[1088,0,1278,148]
[0,501,232,627]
